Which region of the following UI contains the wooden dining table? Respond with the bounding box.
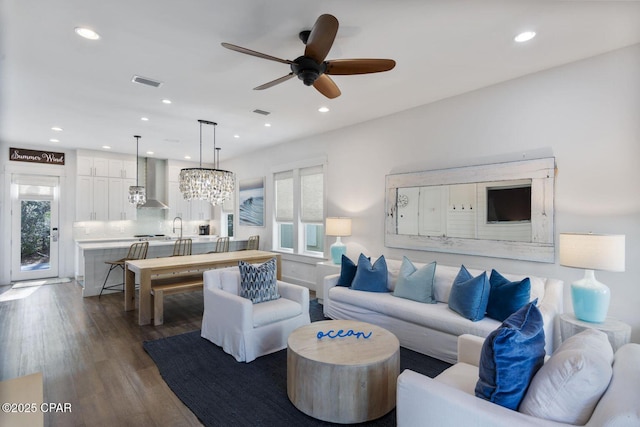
[125,250,282,325]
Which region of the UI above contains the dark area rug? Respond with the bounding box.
[143,299,451,426]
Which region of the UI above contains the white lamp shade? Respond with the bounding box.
[559,233,625,272]
[325,217,352,237]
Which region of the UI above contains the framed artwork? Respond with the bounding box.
[238,177,264,226]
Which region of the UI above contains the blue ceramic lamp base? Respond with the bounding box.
[571,269,610,323]
[330,237,346,264]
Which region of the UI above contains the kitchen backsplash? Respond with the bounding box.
[73,209,215,239]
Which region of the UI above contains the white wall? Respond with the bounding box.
[223,44,640,342]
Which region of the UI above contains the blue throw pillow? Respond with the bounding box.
[486,269,531,322]
[448,265,489,321]
[336,255,358,287]
[238,258,280,304]
[393,257,437,303]
[350,254,388,292]
[475,300,545,411]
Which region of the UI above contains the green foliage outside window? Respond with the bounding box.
[21,200,51,264]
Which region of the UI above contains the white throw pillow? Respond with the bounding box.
[519,328,614,424]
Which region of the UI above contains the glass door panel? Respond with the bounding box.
[10,175,59,282]
[20,200,52,272]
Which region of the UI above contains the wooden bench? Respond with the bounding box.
[150,273,203,326]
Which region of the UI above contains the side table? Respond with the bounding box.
[559,313,631,352]
[315,261,341,304]
[287,320,400,423]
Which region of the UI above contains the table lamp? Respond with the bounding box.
[326,217,352,264]
[559,233,625,323]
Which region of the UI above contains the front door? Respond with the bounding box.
[10,175,59,281]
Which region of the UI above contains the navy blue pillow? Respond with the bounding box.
[336,255,358,287]
[475,300,545,411]
[486,269,531,322]
[350,254,388,292]
[448,265,489,321]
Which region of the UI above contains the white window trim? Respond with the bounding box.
[271,156,327,256]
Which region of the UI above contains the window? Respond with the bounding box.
[274,165,325,255]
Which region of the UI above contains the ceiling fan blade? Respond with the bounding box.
[254,73,295,90]
[313,74,341,99]
[221,42,294,65]
[304,14,339,63]
[325,59,396,75]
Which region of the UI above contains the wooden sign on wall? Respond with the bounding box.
[9,147,65,165]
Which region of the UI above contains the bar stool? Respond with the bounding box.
[172,238,192,256]
[246,235,260,250]
[209,237,229,253]
[99,241,149,298]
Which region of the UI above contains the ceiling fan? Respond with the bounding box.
[221,14,396,99]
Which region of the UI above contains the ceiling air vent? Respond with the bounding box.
[253,109,271,116]
[131,75,163,88]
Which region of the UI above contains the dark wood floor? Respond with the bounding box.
[0,280,205,427]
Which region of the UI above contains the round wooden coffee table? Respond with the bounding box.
[287,319,400,424]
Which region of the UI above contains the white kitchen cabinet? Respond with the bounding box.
[191,199,212,221]
[167,164,183,183]
[124,160,137,179]
[108,178,137,221]
[168,181,191,219]
[76,175,109,221]
[108,159,138,179]
[168,182,213,221]
[78,156,108,177]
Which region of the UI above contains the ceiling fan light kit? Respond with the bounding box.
[222,14,396,99]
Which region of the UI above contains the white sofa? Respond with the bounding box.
[323,261,563,364]
[397,334,640,426]
[202,267,310,363]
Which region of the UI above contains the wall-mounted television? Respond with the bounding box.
[487,185,531,223]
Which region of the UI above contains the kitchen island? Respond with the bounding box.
[75,236,247,297]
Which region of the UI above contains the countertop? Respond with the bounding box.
[76,236,226,250]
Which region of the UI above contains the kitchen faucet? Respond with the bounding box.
[172,216,183,240]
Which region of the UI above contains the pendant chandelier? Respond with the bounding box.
[128,135,146,206]
[179,120,235,205]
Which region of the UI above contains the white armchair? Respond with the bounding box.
[201,267,310,363]
[397,334,640,427]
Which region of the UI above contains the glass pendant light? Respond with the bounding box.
[179,120,235,205]
[128,135,146,206]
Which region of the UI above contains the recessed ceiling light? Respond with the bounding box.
[318,107,330,113]
[49,139,59,143]
[141,117,149,121]
[74,27,100,40]
[102,145,111,150]
[184,155,191,160]
[162,99,172,104]
[514,31,536,43]
[51,126,63,131]
[234,134,240,139]
[146,151,154,155]
[264,123,271,127]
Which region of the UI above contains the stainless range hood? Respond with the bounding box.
[138,158,169,209]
